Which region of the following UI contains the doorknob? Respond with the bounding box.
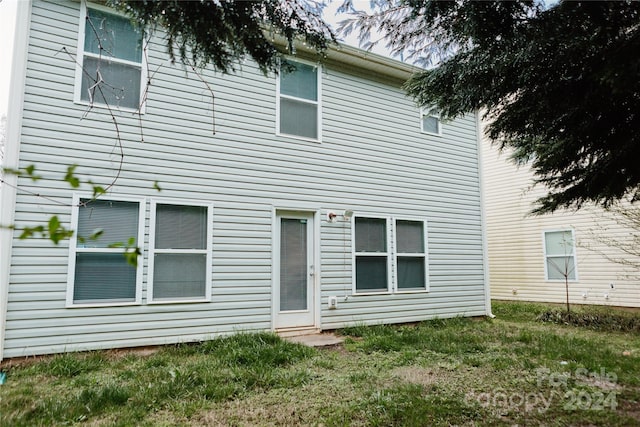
[309,265,315,276]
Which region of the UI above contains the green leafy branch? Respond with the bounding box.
[2,165,151,266]
[108,237,142,267]
[11,216,74,245]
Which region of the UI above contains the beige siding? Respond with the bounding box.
[482,134,640,308]
[2,0,488,358]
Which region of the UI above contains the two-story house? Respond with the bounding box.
[0,0,490,361]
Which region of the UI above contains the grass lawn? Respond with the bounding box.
[1,301,639,426]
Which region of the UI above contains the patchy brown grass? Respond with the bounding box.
[1,302,640,426]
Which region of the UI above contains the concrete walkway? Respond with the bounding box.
[284,333,344,347]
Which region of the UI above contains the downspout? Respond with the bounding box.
[0,0,32,361]
[475,111,494,318]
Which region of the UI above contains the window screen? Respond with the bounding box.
[355,217,386,252]
[355,217,388,292]
[73,199,140,303]
[81,7,143,109]
[396,220,426,290]
[545,230,576,280]
[278,61,319,140]
[77,200,139,247]
[151,203,209,300]
[280,218,308,311]
[421,108,441,135]
[280,63,317,100]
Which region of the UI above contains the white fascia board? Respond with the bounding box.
[272,35,420,82]
[0,0,32,362]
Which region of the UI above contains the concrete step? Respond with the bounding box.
[283,332,344,347]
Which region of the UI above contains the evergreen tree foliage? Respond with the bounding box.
[111,0,336,74]
[341,0,640,213]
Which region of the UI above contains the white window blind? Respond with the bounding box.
[280,218,308,311]
[73,199,140,303]
[150,203,211,301]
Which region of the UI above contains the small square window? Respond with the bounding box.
[421,107,441,135]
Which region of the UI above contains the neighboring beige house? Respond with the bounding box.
[482,138,640,308]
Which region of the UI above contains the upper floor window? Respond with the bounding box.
[420,107,441,136]
[76,4,144,111]
[544,230,577,281]
[277,60,321,141]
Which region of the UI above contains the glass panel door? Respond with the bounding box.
[275,211,315,329]
[280,218,308,311]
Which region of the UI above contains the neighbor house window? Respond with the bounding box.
[76,4,144,110]
[420,107,441,135]
[277,60,321,140]
[395,220,428,291]
[148,200,213,302]
[544,230,577,281]
[67,197,145,306]
[354,217,390,293]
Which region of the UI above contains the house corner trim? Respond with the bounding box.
[475,111,494,318]
[0,0,32,361]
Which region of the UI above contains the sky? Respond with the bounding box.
[0,0,18,118]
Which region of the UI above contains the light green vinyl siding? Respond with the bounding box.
[3,0,487,358]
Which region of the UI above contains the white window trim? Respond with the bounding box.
[147,199,213,304]
[74,2,147,114]
[352,215,431,295]
[66,194,145,308]
[393,217,430,293]
[275,57,322,143]
[543,228,579,282]
[420,107,442,136]
[351,215,392,295]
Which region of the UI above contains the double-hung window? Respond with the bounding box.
[420,107,441,136]
[395,220,428,291]
[148,200,213,302]
[277,60,321,141]
[354,217,390,293]
[67,196,145,306]
[76,4,144,110]
[354,216,429,294]
[544,230,577,281]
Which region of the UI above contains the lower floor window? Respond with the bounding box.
[68,197,144,305]
[544,230,577,281]
[148,201,212,302]
[353,216,429,294]
[67,196,212,306]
